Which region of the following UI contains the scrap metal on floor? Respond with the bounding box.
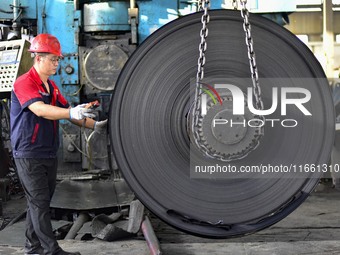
[0,180,340,255]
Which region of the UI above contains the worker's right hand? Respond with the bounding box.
[69,104,96,120]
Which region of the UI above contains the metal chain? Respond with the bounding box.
[196,0,210,82]
[191,0,264,162]
[239,0,265,158]
[191,0,210,158]
[232,0,238,10]
[240,0,264,111]
[197,0,202,11]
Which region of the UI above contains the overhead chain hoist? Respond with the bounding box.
[191,0,265,161]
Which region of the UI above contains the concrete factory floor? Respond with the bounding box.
[1,180,340,255]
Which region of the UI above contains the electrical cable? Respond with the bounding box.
[66,83,84,97]
[59,123,108,171]
[42,0,47,33]
[59,124,89,158]
[0,8,13,14]
[12,8,23,22]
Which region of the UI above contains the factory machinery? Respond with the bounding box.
[0,0,337,241]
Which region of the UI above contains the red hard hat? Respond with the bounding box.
[28,34,63,57]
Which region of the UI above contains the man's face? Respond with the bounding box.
[37,54,61,76]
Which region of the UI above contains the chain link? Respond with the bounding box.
[240,0,264,111]
[191,0,210,158]
[232,0,238,10]
[191,0,264,162]
[196,0,210,82]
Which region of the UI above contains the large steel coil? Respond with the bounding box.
[109,10,334,238]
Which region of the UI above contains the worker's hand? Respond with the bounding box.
[69,104,96,120]
[94,119,108,134]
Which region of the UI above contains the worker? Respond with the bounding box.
[10,34,107,255]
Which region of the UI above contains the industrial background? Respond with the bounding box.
[1,0,340,254]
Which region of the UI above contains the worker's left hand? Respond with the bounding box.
[94,119,108,134]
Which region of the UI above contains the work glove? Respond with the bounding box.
[70,104,96,120]
[94,119,108,134]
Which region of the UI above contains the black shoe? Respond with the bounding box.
[55,250,81,255]
[24,246,44,255]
